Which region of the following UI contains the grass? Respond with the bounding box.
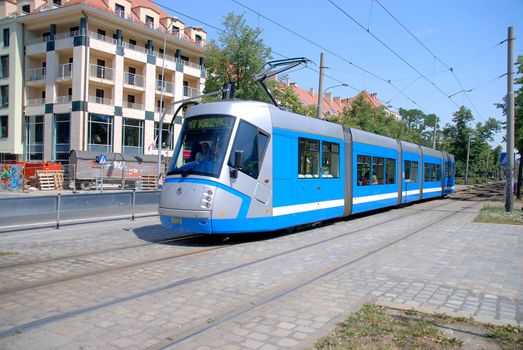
[0,251,17,256]
[475,205,523,225]
[315,304,462,350]
[314,304,523,350]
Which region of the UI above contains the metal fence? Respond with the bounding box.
[0,190,160,232]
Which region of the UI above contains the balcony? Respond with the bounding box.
[183,86,199,98]
[90,64,114,83]
[123,101,143,110]
[155,106,174,115]
[26,98,46,106]
[122,42,147,54]
[89,95,113,106]
[26,67,46,85]
[56,63,72,81]
[55,30,80,41]
[156,80,174,94]
[124,72,145,89]
[88,31,116,45]
[56,95,72,104]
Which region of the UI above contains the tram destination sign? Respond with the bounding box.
[188,117,231,129]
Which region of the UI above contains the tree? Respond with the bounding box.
[204,13,272,102]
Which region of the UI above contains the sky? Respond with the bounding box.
[157,0,522,149]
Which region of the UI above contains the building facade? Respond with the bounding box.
[0,0,206,163]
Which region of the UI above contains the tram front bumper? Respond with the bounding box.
[159,208,213,234]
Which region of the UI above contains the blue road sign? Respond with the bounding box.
[98,154,107,165]
[500,152,507,167]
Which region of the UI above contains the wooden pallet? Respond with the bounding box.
[140,175,158,191]
[36,170,64,190]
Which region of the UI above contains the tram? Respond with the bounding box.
[158,99,455,235]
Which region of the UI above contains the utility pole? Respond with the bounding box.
[506,26,515,212]
[432,121,436,149]
[316,52,325,119]
[465,135,471,185]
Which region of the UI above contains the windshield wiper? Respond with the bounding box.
[180,161,201,177]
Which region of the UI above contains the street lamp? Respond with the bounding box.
[157,17,176,177]
[317,83,349,118]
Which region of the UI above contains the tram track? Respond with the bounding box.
[0,184,495,340]
[0,186,482,296]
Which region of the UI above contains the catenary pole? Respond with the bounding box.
[506,26,515,212]
[465,135,471,185]
[316,52,325,119]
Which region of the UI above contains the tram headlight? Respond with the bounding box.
[200,187,215,209]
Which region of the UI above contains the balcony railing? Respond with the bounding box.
[56,95,72,104]
[57,63,72,80]
[26,67,46,82]
[123,101,143,110]
[55,30,80,40]
[155,106,174,114]
[27,98,46,106]
[152,51,176,62]
[183,86,199,98]
[156,80,174,94]
[88,31,117,45]
[115,10,137,22]
[89,95,113,106]
[90,64,114,81]
[122,42,147,54]
[124,72,145,88]
[26,36,52,45]
[180,59,201,70]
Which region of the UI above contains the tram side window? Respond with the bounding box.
[373,157,384,184]
[424,163,431,182]
[404,160,418,183]
[322,141,340,178]
[431,164,441,182]
[445,161,449,178]
[386,158,396,184]
[228,120,269,179]
[298,138,320,178]
[357,155,371,186]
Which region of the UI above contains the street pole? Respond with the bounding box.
[506,26,515,212]
[157,19,174,177]
[465,135,471,185]
[316,52,325,119]
[486,150,490,180]
[432,121,436,149]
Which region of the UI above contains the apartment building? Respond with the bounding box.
[0,0,206,162]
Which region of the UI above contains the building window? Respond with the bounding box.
[88,114,113,153]
[122,118,143,154]
[0,115,7,138]
[54,114,70,162]
[0,85,8,108]
[22,4,31,13]
[0,56,8,78]
[3,28,9,47]
[154,122,173,149]
[298,138,320,178]
[53,0,62,6]
[145,15,154,28]
[322,141,339,178]
[228,121,269,179]
[115,3,125,17]
[404,160,418,183]
[43,32,51,42]
[26,116,44,161]
[172,26,179,34]
[195,34,202,43]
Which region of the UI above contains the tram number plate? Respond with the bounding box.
[171,217,183,225]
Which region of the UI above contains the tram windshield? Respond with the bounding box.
[167,115,235,178]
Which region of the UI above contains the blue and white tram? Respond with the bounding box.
[159,99,454,235]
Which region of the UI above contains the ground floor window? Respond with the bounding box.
[0,115,7,138]
[88,114,112,153]
[26,115,44,161]
[122,118,143,154]
[54,113,70,162]
[154,121,173,149]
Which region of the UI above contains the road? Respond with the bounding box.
[0,183,521,349]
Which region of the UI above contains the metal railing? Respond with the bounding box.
[55,30,80,40]
[156,80,174,94]
[88,31,117,45]
[124,72,145,87]
[155,106,174,114]
[26,97,46,106]
[122,41,147,54]
[183,86,200,97]
[56,95,72,104]
[123,101,144,110]
[89,95,113,105]
[57,63,72,80]
[90,64,114,81]
[26,67,46,81]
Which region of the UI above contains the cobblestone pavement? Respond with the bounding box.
[0,191,521,349]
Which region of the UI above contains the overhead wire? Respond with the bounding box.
[231,0,426,111]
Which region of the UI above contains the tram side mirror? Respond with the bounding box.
[230,150,244,179]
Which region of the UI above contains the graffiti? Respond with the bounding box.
[0,164,24,192]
